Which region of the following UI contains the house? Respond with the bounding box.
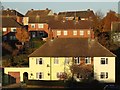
[23,8,55,39]
[4,38,116,83]
[48,19,94,38]
[2,8,24,24]
[2,17,24,41]
[58,9,95,21]
[111,21,120,46]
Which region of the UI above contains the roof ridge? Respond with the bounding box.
[97,41,116,57]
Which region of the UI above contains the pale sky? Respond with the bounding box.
[1,2,119,15]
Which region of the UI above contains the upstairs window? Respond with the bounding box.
[80,30,84,36]
[31,24,35,28]
[11,28,16,32]
[100,72,108,79]
[85,57,91,64]
[64,31,68,35]
[36,58,43,65]
[74,57,80,64]
[54,57,59,64]
[65,58,70,64]
[38,24,44,28]
[2,28,7,32]
[10,36,16,40]
[73,30,77,35]
[57,31,61,36]
[87,30,90,35]
[101,58,108,64]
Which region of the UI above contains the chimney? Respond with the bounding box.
[46,8,49,10]
[87,9,91,12]
[7,8,10,11]
[31,9,34,11]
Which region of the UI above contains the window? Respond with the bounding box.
[85,57,91,64]
[80,30,84,35]
[73,30,77,35]
[36,58,43,64]
[64,31,68,35]
[74,57,80,64]
[31,24,35,28]
[100,72,108,79]
[3,36,7,40]
[65,58,70,64]
[57,31,61,36]
[38,24,44,28]
[10,36,16,40]
[87,30,90,35]
[11,28,16,32]
[101,58,108,64]
[36,72,43,79]
[54,57,59,64]
[2,28,7,32]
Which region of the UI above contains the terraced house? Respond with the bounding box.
[4,38,116,83]
[24,8,55,39]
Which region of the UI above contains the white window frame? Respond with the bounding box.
[36,58,43,65]
[2,28,7,32]
[87,30,90,35]
[57,31,61,36]
[74,57,80,65]
[101,58,108,65]
[65,58,70,64]
[36,72,43,79]
[73,30,77,35]
[100,72,108,79]
[11,28,16,32]
[80,30,84,36]
[38,24,44,28]
[54,57,59,64]
[31,24,35,28]
[64,31,68,35]
[85,57,91,64]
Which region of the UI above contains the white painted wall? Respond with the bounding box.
[94,57,115,83]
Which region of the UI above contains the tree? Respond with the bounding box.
[70,63,93,82]
[15,27,29,45]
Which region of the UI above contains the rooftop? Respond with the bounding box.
[29,38,116,57]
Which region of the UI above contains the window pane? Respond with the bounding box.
[106,72,108,78]
[80,30,84,35]
[106,58,108,64]
[64,31,67,35]
[65,58,69,64]
[54,58,58,64]
[38,24,44,28]
[100,72,105,79]
[11,28,16,32]
[73,30,77,35]
[74,57,80,64]
[3,28,7,32]
[57,31,61,36]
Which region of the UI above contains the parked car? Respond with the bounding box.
[104,84,120,90]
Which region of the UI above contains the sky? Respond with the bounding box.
[1,2,119,15]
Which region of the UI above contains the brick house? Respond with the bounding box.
[58,9,95,21]
[24,8,54,39]
[2,8,24,24]
[4,38,116,83]
[48,19,94,38]
[2,17,24,41]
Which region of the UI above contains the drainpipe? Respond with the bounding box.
[50,57,52,80]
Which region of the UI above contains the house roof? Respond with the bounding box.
[2,9,24,17]
[25,9,52,17]
[2,17,23,27]
[48,20,93,29]
[58,9,95,18]
[29,38,116,57]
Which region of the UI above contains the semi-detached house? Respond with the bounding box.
[4,38,116,83]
